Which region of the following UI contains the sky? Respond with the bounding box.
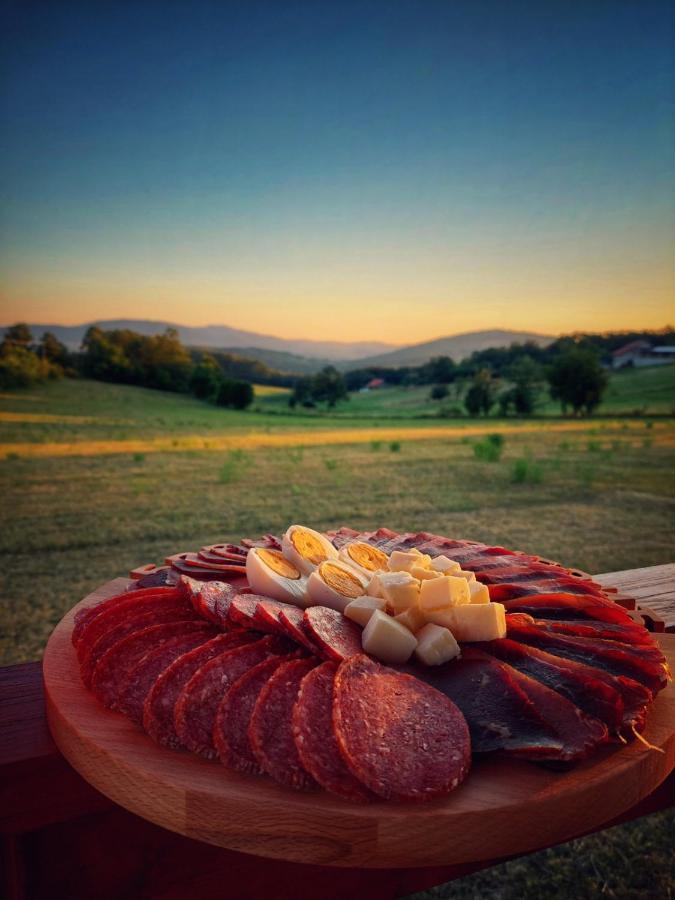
[1,0,673,345]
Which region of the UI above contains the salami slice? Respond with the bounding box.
[277,607,318,653]
[502,594,634,625]
[213,654,297,774]
[80,603,199,687]
[143,632,256,749]
[175,635,290,759]
[227,595,261,629]
[333,654,471,802]
[292,661,373,802]
[91,621,212,709]
[251,599,291,637]
[248,657,319,790]
[118,628,216,723]
[179,576,237,626]
[73,586,181,647]
[303,606,362,661]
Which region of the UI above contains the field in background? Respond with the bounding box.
[1,377,673,899]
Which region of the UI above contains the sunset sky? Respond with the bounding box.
[1,1,673,344]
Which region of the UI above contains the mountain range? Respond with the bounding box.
[1,319,554,371]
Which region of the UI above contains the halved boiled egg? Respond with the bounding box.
[281,524,338,575]
[246,547,309,606]
[307,560,369,612]
[337,541,389,579]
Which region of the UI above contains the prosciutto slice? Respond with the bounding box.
[502,594,635,625]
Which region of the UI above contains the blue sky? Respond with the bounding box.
[1,0,673,341]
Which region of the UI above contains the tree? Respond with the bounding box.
[39,332,69,368]
[419,356,456,385]
[190,356,223,401]
[216,378,254,409]
[506,355,542,415]
[464,369,496,416]
[548,349,608,415]
[430,383,449,401]
[2,323,33,348]
[310,367,348,408]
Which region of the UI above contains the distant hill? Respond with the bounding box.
[217,346,333,375]
[0,319,396,362]
[342,329,554,369]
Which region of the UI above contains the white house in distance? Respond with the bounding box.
[611,340,675,369]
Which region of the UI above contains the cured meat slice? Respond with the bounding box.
[143,632,256,749]
[476,639,625,731]
[334,654,470,801]
[277,607,318,653]
[292,661,373,802]
[251,599,292,637]
[241,534,282,550]
[180,552,247,574]
[179,576,237,626]
[524,617,654,646]
[248,657,319,790]
[130,567,180,589]
[72,586,181,647]
[303,607,363,662]
[118,628,217,723]
[227,595,268,630]
[489,581,606,601]
[502,594,634,625]
[80,604,199,687]
[175,635,290,759]
[506,620,668,694]
[412,650,600,762]
[207,543,248,560]
[91,621,212,709]
[213,654,297,774]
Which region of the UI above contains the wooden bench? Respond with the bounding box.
[2,565,673,900]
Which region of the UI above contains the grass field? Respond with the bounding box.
[1,378,673,898]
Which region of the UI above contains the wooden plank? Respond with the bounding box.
[596,564,675,631]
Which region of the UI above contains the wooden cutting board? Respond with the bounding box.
[43,579,675,869]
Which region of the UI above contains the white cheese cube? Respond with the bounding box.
[430,555,461,574]
[410,564,443,582]
[442,603,506,642]
[414,623,461,666]
[394,605,426,634]
[378,571,420,614]
[456,569,477,583]
[344,595,386,627]
[419,575,470,614]
[388,549,432,572]
[366,573,386,599]
[361,610,417,664]
[469,581,490,604]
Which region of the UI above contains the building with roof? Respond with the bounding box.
[611,341,675,369]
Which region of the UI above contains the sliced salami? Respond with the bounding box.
[179,576,237,626]
[175,635,290,759]
[248,657,319,790]
[292,661,373,802]
[213,654,297,774]
[277,607,318,653]
[73,586,182,647]
[333,654,471,802]
[143,632,256,749]
[90,621,212,709]
[118,628,217,723]
[303,606,362,661]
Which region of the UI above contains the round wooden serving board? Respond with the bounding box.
[43,579,675,869]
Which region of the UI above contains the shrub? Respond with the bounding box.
[132,452,145,463]
[473,433,504,462]
[370,440,381,451]
[324,458,338,471]
[511,458,542,484]
[389,441,401,452]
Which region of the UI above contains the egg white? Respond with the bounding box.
[281,524,338,575]
[246,547,309,606]
[306,559,369,613]
[337,541,389,579]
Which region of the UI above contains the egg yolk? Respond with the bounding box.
[258,549,301,580]
[319,562,364,599]
[347,542,388,572]
[291,528,330,565]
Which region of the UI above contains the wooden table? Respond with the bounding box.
[2,565,674,900]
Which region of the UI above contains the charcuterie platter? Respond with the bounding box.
[43,527,675,868]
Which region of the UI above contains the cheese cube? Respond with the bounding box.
[414,623,461,666]
[344,595,386,627]
[366,573,386,598]
[410,564,443,582]
[361,610,417,664]
[394,605,426,633]
[378,571,420,614]
[469,581,490,604]
[430,555,461,574]
[456,569,477,583]
[418,575,470,614]
[442,603,506,642]
[388,549,432,572]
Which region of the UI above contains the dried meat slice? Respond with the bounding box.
[489,581,606,601]
[80,603,200,687]
[292,661,373,802]
[213,654,298,774]
[277,607,318,653]
[179,576,237,626]
[91,621,213,709]
[506,619,668,694]
[502,594,634,625]
[523,617,655,646]
[73,586,181,647]
[476,638,647,732]
[118,628,217,723]
[143,632,256,749]
[303,606,362,662]
[333,654,471,802]
[248,657,319,790]
[174,635,290,759]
